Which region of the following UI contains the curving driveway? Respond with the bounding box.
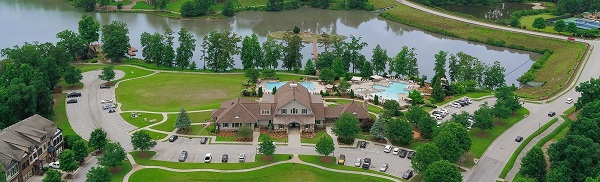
[396,0,600,181]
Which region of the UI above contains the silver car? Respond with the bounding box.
[379,163,389,172]
[354,158,362,167]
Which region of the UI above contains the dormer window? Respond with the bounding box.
[291,108,298,114]
[281,109,287,114]
[302,109,308,114]
[261,110,270,115]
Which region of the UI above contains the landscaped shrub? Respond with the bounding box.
[337,137,354,145]
[209,124,216,134]
[242,89,250,96]
[359,120,374,132]
[293,26,300,34]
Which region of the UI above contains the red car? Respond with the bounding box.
[567,37,575,41]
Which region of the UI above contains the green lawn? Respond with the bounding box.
[551,117,571,141]
[129,163,391,182]
[355,131,374,141]
[166,0,194,12]
[297,155,401,180]
[520,13,561,34]
[259,134,288,143]
[130,151,290,169]
[132,1,154,9]
[142,130,168,140]
[188,111,212,123]
[469,108,529,158]
[119,113,163,128]
[239,0,267,7]
[325,99,384,114]
[198,124,215,136]
[216,135,239,141]
[110,160,132,182]
[116,72,246,112]
[112,65,155,82]
[74,64,105,73]
[150,114,177,132]
[52,94,78,136]
[301,130,328,144]
[368,0,396,9]
[57,78,83,90]
[499,117,558,178]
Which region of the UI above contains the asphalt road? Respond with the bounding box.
[395,0,600,181]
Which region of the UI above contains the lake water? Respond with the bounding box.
[441,3,534,20]
[0,0,537,85]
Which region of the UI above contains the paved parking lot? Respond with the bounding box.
[432,97,498,124]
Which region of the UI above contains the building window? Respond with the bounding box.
[245,123,252,127]
[233,123,242,127]
[302,109,307,114]
[223,123,229,127]
[261,110,270,115]
[291,108,298,114]
[316,120,321,125]
[281,109,287,114]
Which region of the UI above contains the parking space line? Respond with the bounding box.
[393,169,400,176]
[194,154,199,162]
[166,153,175,161]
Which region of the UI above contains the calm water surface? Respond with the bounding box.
[0,0,537,85]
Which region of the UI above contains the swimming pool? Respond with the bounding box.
[266,81,316,91]
[371,82,411,101]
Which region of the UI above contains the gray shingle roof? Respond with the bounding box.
[0,114,57,171]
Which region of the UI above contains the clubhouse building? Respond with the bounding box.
[211,81,371,132]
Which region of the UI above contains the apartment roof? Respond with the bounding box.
[0,115,57,171]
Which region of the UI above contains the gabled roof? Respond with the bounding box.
[274,81,313,111]
[0,114,57,172]
[325,101,370,120]
[215,98,259,123]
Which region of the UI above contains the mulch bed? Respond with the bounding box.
[64,174,74,179]
[301,132,316,139]
[372,138,387,144]
[109,166,122,173]
[320,156,333,163]
[260,129,288,139]
[236,137,252,142]
[136,152,151,158]
[217,131,236,137]
[262,155,274,161]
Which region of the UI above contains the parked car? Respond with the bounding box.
[566,98,573,104]
[548,111,556,117]
[102,104,116,110]
[402,170,414,180]
[204,153,212,163]
[200,137,208,144]
[168,135,178,142]
[392,148,400,155]
[67,99,77,104]
[399,149,408,158]
[99,84,110,89]
[515,136,524,142]
[407,151,415,159]
[178,151,188,162]
[450,102,461,108]
[359,141,367,149]
[362,158,371,169]
[108,109,116,113]
[100,99,112,104]
[568,37,575,41]
[222,154,229,163]
[67,92,81,98]
[338,154,346,165]
[383,145,392,153]
[439,109,449,115]
[379,163,389,172]
[239,153,246,162]
[48,161,60,169]
[354,158,362,167]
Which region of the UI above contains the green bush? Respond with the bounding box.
[209,124,216,133]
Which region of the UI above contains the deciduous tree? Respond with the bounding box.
[59,149,79,174]
[175,108,191,132]
[304,59,316,75]
[259,136,276,155]
[98,142,126,168]
[434,122,471,162]
[385,118,413,145]
[532,17,547,30]
[262,39,283,69]
[267,0,283,11]
[417,114,437,139]
[382,100,400,118]
[241,34,262,69]
[411,143,442,174]
[78,15,100,44]
[86,166,110,182]
[43,169,62,182]
[237,126,253,140]
[57,30,87,60]
[553,20,566,33]
[483,61,506,90]
[64,66,83,86]
[575,78,600,109]
[520,147,547,182]
[131,130,157,154]
[222,0,235,16]
[315,135,335,156]
[332,113,361,143]
[473,103,494,130]
[76,0,96,12]
[548,135,600,182]
[282,32,304,71]
[449,111,470,128]
[422,160,463,182]
[101,21,130,62]
[98,65,115,83]
[175,28,196,69]
[360,60,373,78]
[202,30,241,72]
[408,90,423,106]
[319,68,336,84]
[346,36,368,73]
[89,128,107,152]
[244,68,260,83]
[72,139,88,162]
[371,44,388,75]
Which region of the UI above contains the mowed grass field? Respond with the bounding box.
[520,13,561,34]
[380,3,586,99]
[129,163,392,182]
[116,72,246,112]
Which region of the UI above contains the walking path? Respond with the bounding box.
[121,154,401,182]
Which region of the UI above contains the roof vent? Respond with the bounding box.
[290,83,297,89]
[235,116,240,119]
[352,112,357,115]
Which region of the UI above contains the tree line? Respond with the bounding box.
[517,78,600,182]
[416,0,523,7]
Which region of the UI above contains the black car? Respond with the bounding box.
[407,151,415,159]
[99,84,110,89]
[222,154,229,163]
[399,149,408,158]
[515,136,524,142]
[402,170,413,180]
[200,137,208,144]
[548,111,556,117]
[67,99,78,104]
[67,92,81,98]
[359,141,367,149]
[362,158,371,169]
[168,135,179,142]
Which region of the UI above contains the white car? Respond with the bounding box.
[383,145,392,153]
[100,99,112,104]
[354,158,362,167]
[48,161,60,169]
[566,98,573,104]
[392,148,400,155]
[439,109,449,115]
[450,102,461,108]
[379,163,389,172]
[204,153,212,163]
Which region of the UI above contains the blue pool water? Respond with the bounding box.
[372,82,411,101]
[266,81,316,91]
